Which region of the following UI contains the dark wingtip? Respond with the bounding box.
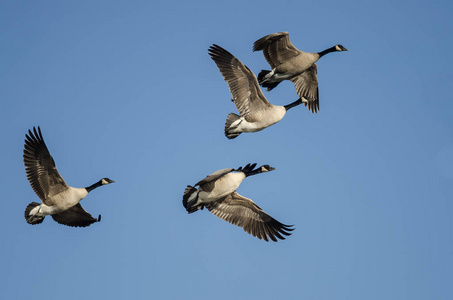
[25,126,44,145]
[208,44,235,63]
[33,126,40,139]
[97,215,101,222]
[266,222,295,242]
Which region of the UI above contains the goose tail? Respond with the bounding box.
[183,186,202,214]
[257,70,280,91]
[225,113,241,139]
[24,202,45,225]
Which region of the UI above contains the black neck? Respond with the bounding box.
[245,169,262,177]
[284,98,303,111]
[244,166,266,177]
[85,180,103,193]
[318,46,337,58]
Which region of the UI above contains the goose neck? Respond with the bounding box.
[85,180,103,193]
[284,98,303,111]
[318,46,337,58]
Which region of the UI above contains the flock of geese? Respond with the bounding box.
[23,32,347,242]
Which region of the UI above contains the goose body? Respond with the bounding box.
[226,105,287,134]
[253,32,348,113]
[28,187,88,216]
[196,170,246,202]
[208,44,302,139]
[23,126,114,227]
[183,163,294,242]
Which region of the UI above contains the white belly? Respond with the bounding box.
[232,106,286,133]
[198,172,246,203]
[46,187,88,212]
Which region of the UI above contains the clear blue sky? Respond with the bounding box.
[1,0,452,299]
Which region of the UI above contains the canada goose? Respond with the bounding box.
[23,126,114,227]
[183,163,294,242]
[208,44,303,139]
[253,32,348,113]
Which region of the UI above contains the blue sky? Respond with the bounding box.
[1,0,452,299]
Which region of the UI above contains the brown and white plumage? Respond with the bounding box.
[253,32,348,113]
[24,127,69,205]
[23,126,114,227]
[206,191,293,242]
[208,44,302,139]
[183,163,294,242]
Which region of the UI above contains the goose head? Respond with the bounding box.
[335,44,348,51]
[101,178,115,185]
[241,164,275,177]
[260,165,275,172]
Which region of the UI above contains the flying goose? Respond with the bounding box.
[253,32,348,113]
[208,44,303,139]
[183,163,294,242]
[23,126,114,227]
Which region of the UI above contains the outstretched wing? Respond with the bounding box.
[206,191,294,242]
[290,64,319,113]
[23,127,68,205]
[51,203,100,227]
[253,32,302,69]
[208,44,271,117]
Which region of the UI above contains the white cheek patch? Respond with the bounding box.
[101,179,108,185]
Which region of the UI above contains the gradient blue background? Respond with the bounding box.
[1,0,452,299]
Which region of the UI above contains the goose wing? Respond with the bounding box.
[290,64,319,113]
[195,168,235,186]
[253,32,301,68]
[206,191,294,242]
[51,203,100,227]
[209,44,272,117]
[23,127,68,205]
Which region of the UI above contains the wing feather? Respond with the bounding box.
[253,32,302,68]
[206,191,294,242]
[208,44,271,117]
[23,127,68,205]
[51,203,99,227]
[290,64,319,113]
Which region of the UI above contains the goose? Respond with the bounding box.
[208,44,303,139]
[183,163,294,242]
[23,126,114,227]
[253,32,348,113]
